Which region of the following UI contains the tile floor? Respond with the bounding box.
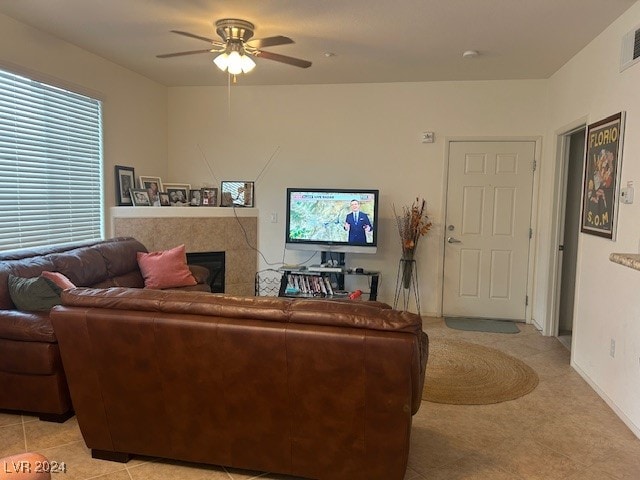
[1,317,639,479]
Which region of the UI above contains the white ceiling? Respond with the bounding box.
[0,0,636,87]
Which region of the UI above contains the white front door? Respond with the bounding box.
[442,141,535,320]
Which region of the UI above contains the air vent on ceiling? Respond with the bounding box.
[620,24,640,72]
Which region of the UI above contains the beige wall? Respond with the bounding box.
[3,3,640,436]
[167,81,548,313]
[539,1,640,436]
[0,13,168,230]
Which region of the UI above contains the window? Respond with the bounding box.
[0,68,103,251]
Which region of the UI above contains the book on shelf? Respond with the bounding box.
[284,273,340,296]
[323,276,334,295]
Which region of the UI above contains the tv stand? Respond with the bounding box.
[278,252,379,301]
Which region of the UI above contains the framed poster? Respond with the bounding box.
[581,112,625,240]
[115,165,135,206]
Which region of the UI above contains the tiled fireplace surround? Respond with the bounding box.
[110,207,258,296]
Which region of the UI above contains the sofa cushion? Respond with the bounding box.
[49,246,109,286]
[137,245,197,289]
[41,271,76,290]
[0,310,56,342]
[8,275,63,311]
[96,237,147,277]
[0,338,61,374]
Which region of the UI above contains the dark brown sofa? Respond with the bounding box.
[51,288,428,480]
[0,237,209,421]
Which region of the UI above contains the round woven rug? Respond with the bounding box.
[422,338,539,405]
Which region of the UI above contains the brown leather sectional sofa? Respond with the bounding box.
[51,287,429,480]
[0,237,209,420]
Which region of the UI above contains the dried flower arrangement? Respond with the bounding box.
[393,197,432,259]
[393,198,432,288]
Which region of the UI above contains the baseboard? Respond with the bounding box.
[571,360,640,439]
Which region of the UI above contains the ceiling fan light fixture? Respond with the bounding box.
[213,52,229,70]
[160,18,311,74]
[240,54,256,73]
[226,50,243,74]
[214,44,255,75]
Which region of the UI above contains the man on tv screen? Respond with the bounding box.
[344,199,372,244]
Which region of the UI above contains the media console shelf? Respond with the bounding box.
[278,267,380,301]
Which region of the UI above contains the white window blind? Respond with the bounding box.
[0,69,103,251]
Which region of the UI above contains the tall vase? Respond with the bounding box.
[394,254,420,314]
[401,252,415,289]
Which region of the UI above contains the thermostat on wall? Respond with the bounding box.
[421,132,434,143]
[620,181,634,204]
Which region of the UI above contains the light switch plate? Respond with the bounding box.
[620,186,634,204]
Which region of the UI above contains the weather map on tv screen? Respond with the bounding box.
[286,189,377,247]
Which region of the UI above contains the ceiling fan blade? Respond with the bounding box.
[156,49,214,58]
[171,30,219,44]
[255,50,312,68]
[247,35,294,49]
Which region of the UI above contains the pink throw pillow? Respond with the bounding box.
[40,271,76,290]
[136,244,197,289]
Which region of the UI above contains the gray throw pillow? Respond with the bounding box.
[7,274,63,311]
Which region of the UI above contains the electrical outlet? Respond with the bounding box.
[610,339,616,358]
[270,212,278,223]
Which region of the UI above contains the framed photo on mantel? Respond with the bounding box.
[115,165,135,206]
[580,112,625,240]
[221,181,254,207]
[201,187,218,207]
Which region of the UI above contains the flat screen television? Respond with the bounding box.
[285,188,379,254]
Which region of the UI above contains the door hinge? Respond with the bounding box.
[532,160,537,172]
[529,228,533,239]
[525,295,529,306]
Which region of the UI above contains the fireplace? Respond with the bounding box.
[110,207,257,296]
[186,251,225,293]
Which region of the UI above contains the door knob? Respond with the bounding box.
[447,237,462,244]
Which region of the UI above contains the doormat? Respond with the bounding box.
[444,317,520,334]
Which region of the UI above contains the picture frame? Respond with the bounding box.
[115,165,135,206]
[189,189,203,206]
[139,176,163,206]
[164,183,191,206]
[580,112,625,240]
[201,187,218,207]
[220,181,254,207]
[158,192,170,206]
[130,188,152,206]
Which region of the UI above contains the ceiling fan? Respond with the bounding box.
[156,18,312,75]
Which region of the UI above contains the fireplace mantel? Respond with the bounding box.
[110,207,258,296]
